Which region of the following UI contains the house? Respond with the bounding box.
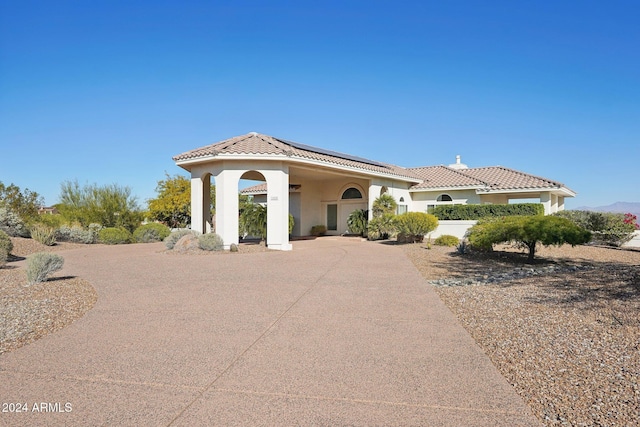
[173,132,575,250]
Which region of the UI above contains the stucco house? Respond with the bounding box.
[173,132,575,250]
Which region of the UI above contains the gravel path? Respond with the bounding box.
[404,243,640,427]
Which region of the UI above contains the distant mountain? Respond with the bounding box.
[573,202,640,218]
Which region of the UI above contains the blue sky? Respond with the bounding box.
[1,0,638,209]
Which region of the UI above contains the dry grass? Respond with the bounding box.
[404,243,640,427]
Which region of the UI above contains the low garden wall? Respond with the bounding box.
[429,220,477,239]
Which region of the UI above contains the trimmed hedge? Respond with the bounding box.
[434,235,460,247]
[430,203,544,220]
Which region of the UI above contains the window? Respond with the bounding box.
[437,194,453,202]
[327,204,337,231]
[341,187,363,199]
[397,205,408,215]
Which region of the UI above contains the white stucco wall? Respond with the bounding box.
[429,220,477,239]
[623,230,640,248]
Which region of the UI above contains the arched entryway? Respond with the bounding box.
[326,184,368,235]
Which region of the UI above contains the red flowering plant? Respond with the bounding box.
[623,213,640,230]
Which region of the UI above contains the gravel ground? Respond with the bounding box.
[1,238,97,355]
[403,243,640,427]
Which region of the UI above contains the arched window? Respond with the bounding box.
[399,197,405,202]
[437,194,453,202]
[341,187,363,199]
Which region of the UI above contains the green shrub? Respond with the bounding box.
[239,204,267,240]
[198,233,224,251]
[0,206,29,237]
[367,214,398,240]
[554,210,636,247]
[396,212,439,243]
[289,214,295,235]
[98,227,132,244]
[430,203,544,220]
[434,235,460,247]
[165,229,200,249]
[0,229,13,255]
[133,223,171,243]
[0,248,7,268]
[467,215,591,261]
[347,209,368,236]
[310,225,327,236]
[26,252,64,285]
[29,223,57,246]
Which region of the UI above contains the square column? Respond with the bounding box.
[215,169,240,249]
[264,166,292,251]
[190,174,206,234]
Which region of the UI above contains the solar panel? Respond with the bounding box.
[277,137,389,168]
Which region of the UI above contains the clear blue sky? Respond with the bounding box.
[1,0,638,209]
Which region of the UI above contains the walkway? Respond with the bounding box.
[0,238,540,426]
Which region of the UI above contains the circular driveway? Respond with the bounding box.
[0,238,540,426]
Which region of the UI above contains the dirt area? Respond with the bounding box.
[403,243,640,427]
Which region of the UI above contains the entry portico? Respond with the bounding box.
[173,132,576,250]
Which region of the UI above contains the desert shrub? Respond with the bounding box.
[29,223,57,246]
[133,223,171,243]
[554,210,636,247]
[98,227,132,244]
[0,229,13,255]
[0,248,7,268]
[56,223,100,244]
[367,214,398,240]
[430,203,544,220]
[0,206,29,237]
[289,214,295,235]
[347,209,368,236]
[396,212,439,243]
[467,215,591,261]
[198,233,224,251]
[165,229,200,249]
[310,225,327,236]
[434,234,459,247]
[26,252,64,285]
[33,213,65,229]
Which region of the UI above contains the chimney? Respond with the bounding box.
[449,155,468,170]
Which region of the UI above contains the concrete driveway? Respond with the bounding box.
[0,237,540,426]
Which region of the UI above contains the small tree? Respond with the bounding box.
[468,215,591,261]
[57,180,144,232]
[372,194,397,217]
[0,181,43,223]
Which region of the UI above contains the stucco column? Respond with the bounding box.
[540,192,552,215]
[368,182,382,220]
[190,174,206,234]
[215,169,240,249]
[264,165,292,251]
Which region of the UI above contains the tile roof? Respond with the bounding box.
[174,133,574,195]
[173,132,421,181]
[407,166,486,189]
[408,165,571,193]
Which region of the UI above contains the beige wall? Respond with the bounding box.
[410,189,481,213]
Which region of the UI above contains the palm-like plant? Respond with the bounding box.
[347,209,368,236]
